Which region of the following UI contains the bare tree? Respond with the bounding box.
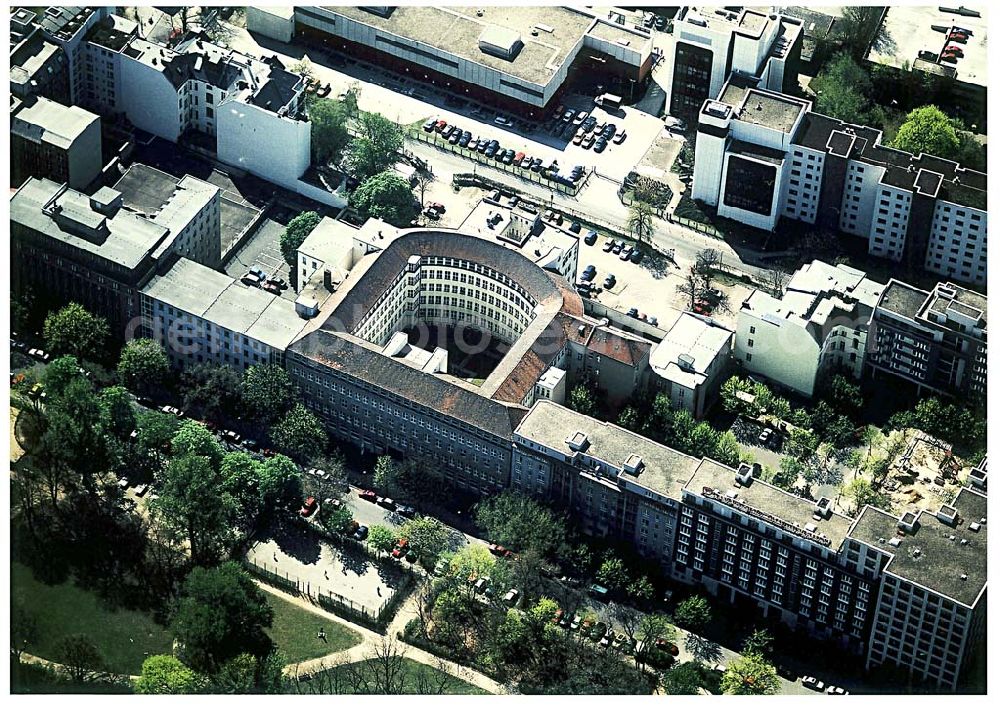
[361,636,409,694]
[676,268,702,311]
[610,602,644,672]
[414,168,434,210]
[627,200,655,246]
[694,248,721,289]
[413,656,456,695]
[762,268,789,297]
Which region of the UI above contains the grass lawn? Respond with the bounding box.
[293,657,488,695]
[265,592,362,663]
[11,562,174,675]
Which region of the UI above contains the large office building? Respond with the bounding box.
[251,5,654,118]
[669,6,803,123]
[692,76,988,285]
[848,487,987,691]
[866,279,987,399]
[78,13,313,194]
[513,401,986,690]
[11,95,102,190]
[735,260,884,397]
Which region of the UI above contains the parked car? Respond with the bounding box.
[529,157,543,172]
[422,118,437,132]
[619,245,634,261]
[613,130,627,144]
[602,239,616,252]
[300,496,318,518]
[594,137,608,153]
[759,428,774,445]
[160,405,183,417]
[573,110,588,126]
[428,202,446,213]
[377,496,396,510]
[519,154,532,168]
[570,614,581,630]
[359,489,377,502]
[474,577,490,594]
[627,307,639,318]
[568,221,582,233]
[392,538,409,558]
[503,588,520,606]
[584,230,598,246]
[580,267,597,282]
[602,123,617,139]
[612,240,624,254]
[572,131,585,146]
[353,525,369,541]
[801,676,825,691]
[629,248,643,263]
[440,124,455,138]
[561,109,575,122]
[603,274,616,289]
[395,504,416,519]
[324,497,343,509]
[826,685,849,695]
[494,115,514,126]
[581,132,595,149]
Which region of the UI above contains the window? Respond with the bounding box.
[745,352,753,362]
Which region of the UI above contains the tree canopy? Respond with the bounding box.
[308,98,352,166]
[351,171,416,227]
[270,403,327,463]
[43,303,110,361]
[348,112,404,179]
[170,562,274,674]
[720,652,781,695]
[117,339,170,393]
[136,655,206,694]
[279,211,321,268]
[474,492,567,557]
[241,364,295,422]
[890,105,961,158]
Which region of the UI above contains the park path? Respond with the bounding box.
[17,651,140,682]
[255,580,504,694]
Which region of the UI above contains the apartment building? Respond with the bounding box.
[271,5,653,118]
[11,95,102,190]
[735,260,884,397]
[512,400,701,568]
[140,258,307,370]
[10,7,71,103]
[19,6,110,103]
[79,14,312,193]
[693,79,988,285]
[847,488,987,691]
[670,7,802,123]
[866,280,987,399]
[648,312,733,417]
[675,459,874,651]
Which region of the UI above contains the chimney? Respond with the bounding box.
[323,269,334,292]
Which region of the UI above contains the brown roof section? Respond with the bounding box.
[586,327,652,365]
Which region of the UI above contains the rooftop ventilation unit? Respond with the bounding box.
[813,497,832,520]
[623,454,644,476]
[969,522,981,532]
[735,462,754,486]
[566,431,589,452]
[898,511,919,534]
[937,504,958,526]
[888,537,902,547]
[960,573,968,580]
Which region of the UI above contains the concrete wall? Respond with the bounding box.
[736,309,821,397]
[119,56,182,140]
[247,6,296,43]
[924,200,987,286]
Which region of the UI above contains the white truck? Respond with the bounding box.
[594,93,623,110]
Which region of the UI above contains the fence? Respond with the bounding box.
[244,541,416,633]
[671,215,724,239]
[409,129,588,196]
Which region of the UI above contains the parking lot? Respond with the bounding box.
[222,207,295,299]
[573,232,753,333]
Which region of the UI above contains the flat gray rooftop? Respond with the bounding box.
[848,488,986,606]
[737,89,805,133]
[12,96,97,148]
[322,5,598,86]
[878,280,929,319]
[515,400,701,501]
[687,458,855,550]
[114,163,181,216]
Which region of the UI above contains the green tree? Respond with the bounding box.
[99,385,138,440]
[445,544,496,594]
[180,363,242,421]
[617,406,640,431]
[220,452,264,531]
[279,211,321,268]
[11,606,38,662]
[567,383,597,417]
[627,575,655,603]
[118,339,170,393]
[348,111,403,179]
[372,455,401,496]
[661,661,704,695]
[844,477,889,516]
[41,355,87,399]
[308,98,352,165]
[812,52,874,125]
[153,454,235,565]
[351,171,416,227]
[271,403,327,463]
[741,628,774,657]
[320,505,353,534]
[135,409,181,462]
[136,654,205,694]
[210,651,285,694]
[171,420,226,467]
[821,374,864,418]
[595,557,630,592]
[257,454,303,512]
[41,376,114,487]
[399,516,449,565]
[626,199,655,245]
[241,364,295,422]
[474,491,567,557]
[837,5,890,60]
[366,524,398,554]
[891,105,961,157]
[709,430,742,467]
[773,456,805,491]
[720,376,757,416]
[170,562,274,674]
[56,634,106,682]
[43,303,109,361]
[673,596,711,633]
[720,652,780,695]
[683,422,719,459]
[785,427,819,461]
